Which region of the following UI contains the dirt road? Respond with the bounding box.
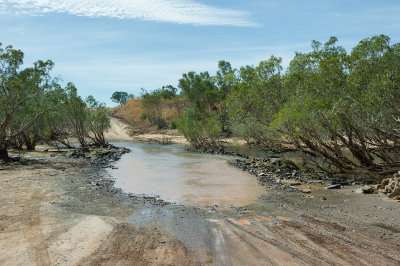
[1,151,400,265]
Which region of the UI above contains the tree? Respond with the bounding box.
[272,35,400,174]
[179,71,219,113]
[18,85,67,150]
[65,82,88,148]
[86,95,111,147]
[111,91,129,105]
[176,108,222,150]
[0,43,57,160]
[228,56,286,150]
[215,60,236,132]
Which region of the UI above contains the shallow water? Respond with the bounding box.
[109,143,265,206]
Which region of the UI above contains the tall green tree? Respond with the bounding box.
[228,56,286,150]
[0,43,57,160]
[65,82,88,148]
[86,95,111,147]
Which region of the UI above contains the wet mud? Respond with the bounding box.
[1,148,400,265]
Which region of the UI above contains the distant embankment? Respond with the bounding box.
[104,117,133,142]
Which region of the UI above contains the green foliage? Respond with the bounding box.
[86,95,111,147]
[111,91,130,105]
[228,56,286,150]
[179,71,219,113]
[176,35,400,174]
[0,43,60,159]
[65,82,88,148]
[170,120,177,129]
[176,108,222,150]
[270,35,400,173]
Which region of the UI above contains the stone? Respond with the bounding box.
[325,184,341,189]
[281,180,301,186]
[390,195,400,201]
[355,188,363,194]
[388,187,400,198]
[270,158,282,165]
[362,185,375,194]
[302,189,311,194]
[381,178,390,187]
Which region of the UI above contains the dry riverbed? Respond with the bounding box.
[1,148,400,265]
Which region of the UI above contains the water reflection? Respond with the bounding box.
[109,144,265,206]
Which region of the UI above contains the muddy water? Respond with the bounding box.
[109,143,265,206]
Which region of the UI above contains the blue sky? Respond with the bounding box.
[1,0,399,106]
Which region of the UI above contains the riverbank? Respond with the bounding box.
[1,145,400,265]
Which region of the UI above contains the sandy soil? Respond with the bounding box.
[104,117,134,141]
[1,148,400,265]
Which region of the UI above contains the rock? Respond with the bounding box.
[281,180,301,186]
[355,188,363,194]
[325,184,341,189]
[302,189,311,194]
[281,159,300,170]
[388,187,400,198]
[306,195,314,199]
[270,158,282,165]
[362,185,375,194]
[378,175,400,198]
[391,195,400,201]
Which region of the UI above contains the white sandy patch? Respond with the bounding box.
[48,215,113,265]
[105,117,133,141]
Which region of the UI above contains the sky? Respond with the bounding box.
[1,0,400,106]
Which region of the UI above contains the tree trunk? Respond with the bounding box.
[0,143,9,161]
[23,133,37,151]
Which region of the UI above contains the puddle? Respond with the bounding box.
[109,143,265,206]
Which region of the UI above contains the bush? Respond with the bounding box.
[176,108,223,150]
[170,120,177,129]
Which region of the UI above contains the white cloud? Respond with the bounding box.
[0,0,257,26]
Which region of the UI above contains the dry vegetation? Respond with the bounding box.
[110,97,184,134]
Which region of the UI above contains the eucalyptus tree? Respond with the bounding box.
[228,56,286,150]
[0,43,58,160]
[273,35,400,174]
[177,71,223,149]
[86,95,111,147]
[179,71,220,114]
[215,60,236,133]
[111,91,129,105]
[18,85,66,150]
[65,82,88,148]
